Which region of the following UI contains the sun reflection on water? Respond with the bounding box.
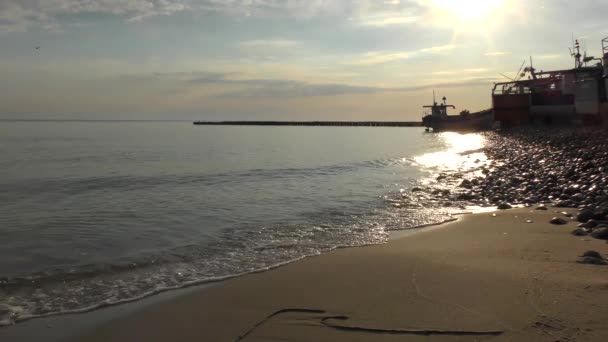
[414,132,487,172]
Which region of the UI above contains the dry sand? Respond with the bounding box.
[73,208,608,341]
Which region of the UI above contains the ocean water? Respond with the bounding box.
[0,121,487,326]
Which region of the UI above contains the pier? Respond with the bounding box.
[193,121,422,127]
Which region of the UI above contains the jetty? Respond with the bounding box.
[193,121,422,127]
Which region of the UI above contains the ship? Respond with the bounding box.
[424,36,608,132]
[492,36,608,128]
[421,94,494,132]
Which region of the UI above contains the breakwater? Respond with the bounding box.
[193,121,422,127]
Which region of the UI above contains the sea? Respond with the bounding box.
[0,121,488,326]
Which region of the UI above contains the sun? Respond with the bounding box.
[421,0,513,34]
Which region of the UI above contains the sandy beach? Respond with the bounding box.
[68,207,608,342]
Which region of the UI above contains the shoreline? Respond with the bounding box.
[0,214,467,342]
[0,282,217,342]
[64,207,608,341]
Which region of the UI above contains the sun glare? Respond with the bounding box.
[414,133,487,172]
[423,0,512,34]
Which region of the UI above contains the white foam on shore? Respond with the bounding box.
[1,211,466,328]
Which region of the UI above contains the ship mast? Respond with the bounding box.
[570,39,582,68]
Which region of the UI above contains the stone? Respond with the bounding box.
[590,227,608,240]
[535,205,548,211]
[571,228,588,236]
[459,179,471,188]
[585,219,598,229]
[549,217,568,225]
[581,250,603,258]
[577,209,594,223]
[497,202,512,210]
[577,256,607,265]
[555,201,571,208]
[571,193,585,202]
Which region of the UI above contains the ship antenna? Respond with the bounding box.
[582,39,588,66]
[574,39,582,68]
[433,89,436,104]
[529,56,537,79]
[570,33,578,68]
[530,55,533,72]
[572,33,575,55]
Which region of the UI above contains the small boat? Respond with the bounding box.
[421,95,494,132]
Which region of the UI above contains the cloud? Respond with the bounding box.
[0,0,190,32]
[237,39,300,49]
[464,68,488,73]
[349,43,455,66]
[419,44,455,53]
[536,54,562,59]
[197,0,424,19]
[219,81,381,98]
[431,70,456,75]
[401,77,498,92]
[175,71,379,97]
[150,70,497,98]
[431,68,489,76]
[0,1,54,32]
[484,51,508,56]
[350,52,411,65]
[0,0,428,32]
[361,16,420,26]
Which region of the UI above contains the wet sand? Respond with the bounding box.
[70,208,608,341]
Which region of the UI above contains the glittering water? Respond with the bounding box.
[0,121,487,325]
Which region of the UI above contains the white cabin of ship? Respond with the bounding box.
[423,96,455,118]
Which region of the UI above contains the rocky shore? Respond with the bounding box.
[435,127,608,244]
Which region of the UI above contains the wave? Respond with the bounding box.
[0,194,461,327]
[0,210,460,327]
[0,157,414,198]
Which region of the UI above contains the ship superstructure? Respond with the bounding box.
[421,93,493,132]
[492,37,608,127]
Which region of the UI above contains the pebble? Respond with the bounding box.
[550,217,568,225]
[403,128,608,248]
[577,256,608,265]
[581,250,603,258]
[584,219,599,229]
[590,227,608,240]
[577,209,594,223]
[571,228,589,236]
[438,129,608,217]
[497,202,512,210]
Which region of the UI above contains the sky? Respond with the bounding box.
[1,0,607,121]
